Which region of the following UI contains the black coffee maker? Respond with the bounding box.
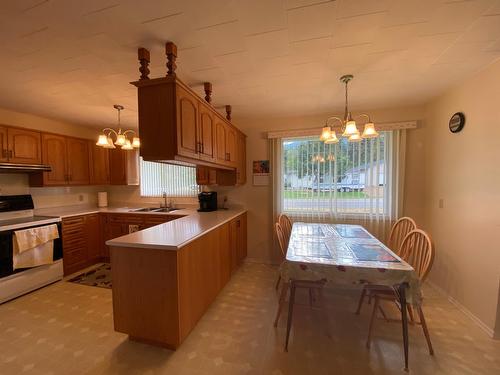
[198,192,217,212]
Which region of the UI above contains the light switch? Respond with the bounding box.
[438,199,444,209]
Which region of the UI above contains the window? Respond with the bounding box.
[281,132,392,219]
[139,158,199,197]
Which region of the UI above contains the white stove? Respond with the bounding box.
[0,195,63,304]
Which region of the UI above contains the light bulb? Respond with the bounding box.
[121,139,133,150]
[320,126,331,141]
[342,120,359,137]
[361,122,379,138]
[324,131,339,144]
[132,137,141,148]
[348,133,362,142]
[96,134,108,147]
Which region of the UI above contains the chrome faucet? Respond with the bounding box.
[162,192,168,209]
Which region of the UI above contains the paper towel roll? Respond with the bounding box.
[97,192,108,207]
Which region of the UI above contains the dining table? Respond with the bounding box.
[279,222,421,371]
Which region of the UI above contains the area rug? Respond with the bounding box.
[68,263,112,289]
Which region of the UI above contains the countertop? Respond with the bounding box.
[34,205,247,251]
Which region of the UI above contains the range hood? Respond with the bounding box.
[0,162,51,173]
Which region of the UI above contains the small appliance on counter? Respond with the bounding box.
[97,191,108,207]
[198,192,217,212]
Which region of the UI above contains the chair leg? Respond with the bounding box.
[417,305,434,355]
[274,282,288,327]
[366,296,380,349]
[308,288,314,306]
[407,304,415,324]
[275,274,281,290]
[355,287,367,315]
[378,304,390,322]
[284,281,297,352]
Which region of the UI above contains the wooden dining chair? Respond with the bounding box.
[387,217,417,255]
[278,213,292,247]
[366,229,435,355]
[355,216,417,315]
[274,222,287,290]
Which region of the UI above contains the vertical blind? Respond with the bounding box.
[139,158,199,197]
[280,132,393,224]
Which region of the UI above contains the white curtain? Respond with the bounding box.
[139,158,199,197]
[271,130,406,242]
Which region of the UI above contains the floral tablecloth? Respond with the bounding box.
[280,223,422,305]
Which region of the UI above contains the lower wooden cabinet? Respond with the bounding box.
[62,214,101,276]
[229,213,247,272]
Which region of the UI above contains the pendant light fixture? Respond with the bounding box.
[96,105,140,150]
[321,74,379,143]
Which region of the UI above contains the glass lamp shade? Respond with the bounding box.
[320,126,332,141]
[121,139,133,150]
[103,137,116,149]
[342,120,359,137]
[132,137,141,148]
[324,131,339,144]
[348,133,362,142]
[361,122,379,138]
[96,134,109,147]
[115,134,126,146]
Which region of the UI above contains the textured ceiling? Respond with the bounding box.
[1,0,500,129]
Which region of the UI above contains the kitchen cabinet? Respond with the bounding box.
[176,85,199,159]
[66,137,90,185]
[236,131,246,185]
[39,133,68,185]
[229,213,247,272]
[89,142,110,185]
[195,165,236,186]
[198,102,216,162]
[31,134,90,186]
[132,74,245,172]
[62,214,101,276]
[0,126,41,164]
[109,148,139,185]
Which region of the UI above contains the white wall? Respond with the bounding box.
[423,59,500,336]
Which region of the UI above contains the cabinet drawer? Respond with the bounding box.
[62,216,85,227]
[107,214,143,224]
[63,247,87,266]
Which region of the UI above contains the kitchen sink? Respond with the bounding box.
[129,207,179,213]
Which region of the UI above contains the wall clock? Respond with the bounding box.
[449,112,465,133]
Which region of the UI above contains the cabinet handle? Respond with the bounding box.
[8,150,13,158]
[200,143,204,154]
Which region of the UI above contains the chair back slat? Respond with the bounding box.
[278,214,292,245]
[399,229,435,282]
[275,223,287,258]
[388,217,417,255]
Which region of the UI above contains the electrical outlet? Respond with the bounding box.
[78,194,84,202]
[438,199,444,209]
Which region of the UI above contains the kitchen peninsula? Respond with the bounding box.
[106,208,247,349]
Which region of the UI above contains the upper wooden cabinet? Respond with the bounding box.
[66,137,90,185]
[31,134,90,186]
[236,132,246,185]
[89,142,110,185]
[0,126,41,164]
[132,76,245,174]
[109,148,139,186]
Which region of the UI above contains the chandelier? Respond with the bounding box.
[96,105,140,150]
[320,74,379,144]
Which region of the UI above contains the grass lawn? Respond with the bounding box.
[283,190,367,199]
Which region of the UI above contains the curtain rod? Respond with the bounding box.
[266,120,418,139]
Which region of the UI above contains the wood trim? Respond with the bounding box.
[267,120,419,139]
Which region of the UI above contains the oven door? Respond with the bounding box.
[0,222,62,279]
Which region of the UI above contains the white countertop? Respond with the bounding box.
[34,205,247,251]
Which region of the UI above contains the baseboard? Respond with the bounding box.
[427,281,496,339]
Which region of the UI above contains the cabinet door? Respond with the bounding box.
[226,126,237,167]
[0,126,8,162]
[236,133,246,185]
[215,121,227,165]
[176,86,199,159]
[198,103,216,162]
[229,219,239,273]
[7,128,42,164]
[102,217,127,259]
[86,214,101,260]
[237,213,247,264]
[62,216,88,276]
[41,133,68,185]
[109,148,139,185]
[89,142,110,185]
[66,137,90,185]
